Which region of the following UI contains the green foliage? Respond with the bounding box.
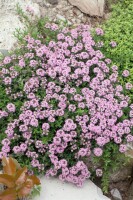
[14,4,70,48]
[31,185,41,198]
[92,0,133,192]
[106,0,119,10]
[93,142,128,193]
[101,0,133,97]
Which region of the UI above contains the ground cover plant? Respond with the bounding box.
[0,2,133,193]
[96,0,133,99]
[0,157,40,200]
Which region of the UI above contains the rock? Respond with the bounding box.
[62,7,69,12]
[76,19,82,24]
[56,14,66,21]
[73,8,82,16]
[60,0,68,6]
[0,0,40,50]
[56,4,63,9]
[110,165,133,183]
[0,14,24,50]
[111,188,122,200]
[0,49,9,56]
[68,0,105,17]
[33,0,48,7]
[34,177,110,200]
[47,0,58,5]
[68,21,72,26]
[0,184,4,192]
[128,182,133,200]
[82,16,88,23]
[104,12,112,20]
[39,7,47,17]
[56,14,72,25]
[125,142,133,159]
[78,13,84,19]
[71,18,76,23]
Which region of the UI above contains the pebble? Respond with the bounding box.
[56,14,66,21]
[111,188,122,200]
[128,182,133,200]
[47,0,58,5]
[34,0,93,25]
[82,17,87,23]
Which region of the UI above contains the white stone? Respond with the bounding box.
[68,0,105,17]
[56,14,72,25]
[111,188,122,200]
[0,14,24,50]
[34,177,110,200]
[125,142,133,158]
[56,14,66,21]
[0,0,40,50]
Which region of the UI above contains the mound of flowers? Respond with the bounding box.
[0,24,133,187]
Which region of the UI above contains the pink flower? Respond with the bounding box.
[2,145,10,153]
[31,159,40,167]
[96,137,106,147]
[125,83,132,90]
[60,159,68,168]
[4,77,12,85]
[119,144,127,153]
[30,118,38,127]
[78,148,87,157]
[13,146,21,154]
[36,68,45,76]
[22,132,31,139]
[122,70,130,77]
[26,6,34,15]
[110,41,117,47]
[95,28,104,36]
[42,123,50,130]
[20,143,27,152]
[93,148,103,157]
[2,138,10,146]
[27,93,36,99]
[6,103,15,112]
[3,56,11,64]
[19,59,25,67]
[96,169,103,177]
[53,137,61,145]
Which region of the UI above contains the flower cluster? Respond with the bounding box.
[0,24,132,186]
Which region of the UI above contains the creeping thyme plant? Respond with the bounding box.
[97,0,133,98]
[0,0,133,193]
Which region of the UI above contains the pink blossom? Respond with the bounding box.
[94,148,103,157]
[122,70,130,77]
[119,144,127,153]
[6,103,15,112]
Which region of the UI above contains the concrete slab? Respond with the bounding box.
[34,178,110,200]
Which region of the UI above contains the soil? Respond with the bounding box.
[109,179,133,200]
[94,177,133,200]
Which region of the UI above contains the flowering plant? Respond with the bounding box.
[0,23,132,190]
[0,157,40,200]
[98,0,133,100]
